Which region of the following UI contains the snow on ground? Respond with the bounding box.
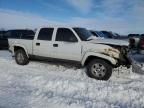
[0,50,144,108]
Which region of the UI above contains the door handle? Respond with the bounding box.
[36,43,40,46]
[53,44,58,47]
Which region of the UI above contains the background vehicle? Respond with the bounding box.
[91,30,128,40]
[0,29,35,49]
[8,26,130,80]
[128,34,141,49]
[90,30,104,39]
[96,31,123,39]
[139,34,144,52]
[128,34,140,38]
[0,30,8,49]
[129,34,144,74]
[101,31,116,38]
[5,29,35,39]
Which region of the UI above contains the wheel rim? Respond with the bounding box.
[91,63,106,78]
[17,52,24,63]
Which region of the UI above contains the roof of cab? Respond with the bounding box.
[38,24,83,29]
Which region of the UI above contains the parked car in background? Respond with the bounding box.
[137,34,144,54]
[5,29,35,39]
[91,30,127,40]
[101,31,115,39]
[101,31,124,39]
[129,34,144,74]
[90,30,104,39]
[128,34,141,49]
[9,26,130,80]
[128,34,140,38]
[0,29,35,50]
[0,30,8,49]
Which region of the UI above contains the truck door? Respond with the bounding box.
[52,28,82,61]
[33,28,54,58]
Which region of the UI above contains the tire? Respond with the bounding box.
[86,59,112,80]
[15,49,29,65]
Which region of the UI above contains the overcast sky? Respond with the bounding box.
[0,0,144,34]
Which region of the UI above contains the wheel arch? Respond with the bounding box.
[81,52,118,67]
[13,45,29,58]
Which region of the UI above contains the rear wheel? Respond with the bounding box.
[15,49,29,65]
[87,59,112,80]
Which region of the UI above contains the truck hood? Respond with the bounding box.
[89,39,129,46]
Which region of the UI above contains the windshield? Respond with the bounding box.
[73,28,92,41]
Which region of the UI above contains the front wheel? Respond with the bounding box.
[87,59,112,80]
[15,49,29,65]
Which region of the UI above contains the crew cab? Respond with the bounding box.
[8,26,130,80]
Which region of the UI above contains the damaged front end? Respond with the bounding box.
[103,45,131,68]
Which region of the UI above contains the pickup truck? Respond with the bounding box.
[8,26,130,80]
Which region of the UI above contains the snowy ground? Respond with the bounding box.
[0,50,144,108]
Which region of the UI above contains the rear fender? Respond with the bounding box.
[13,44,29,58]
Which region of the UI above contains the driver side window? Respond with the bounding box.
[56,28,78,42]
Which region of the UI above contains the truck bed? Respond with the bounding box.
[8,39,33,55]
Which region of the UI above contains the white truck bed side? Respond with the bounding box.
[8,39,33,56]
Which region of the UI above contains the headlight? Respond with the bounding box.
[104,48,120,58]
[107,48,119,53]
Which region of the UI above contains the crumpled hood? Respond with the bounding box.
[89,39,129,46]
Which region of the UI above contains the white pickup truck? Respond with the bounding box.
[8,26,130,80]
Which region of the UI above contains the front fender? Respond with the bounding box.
[81,52,118,66]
